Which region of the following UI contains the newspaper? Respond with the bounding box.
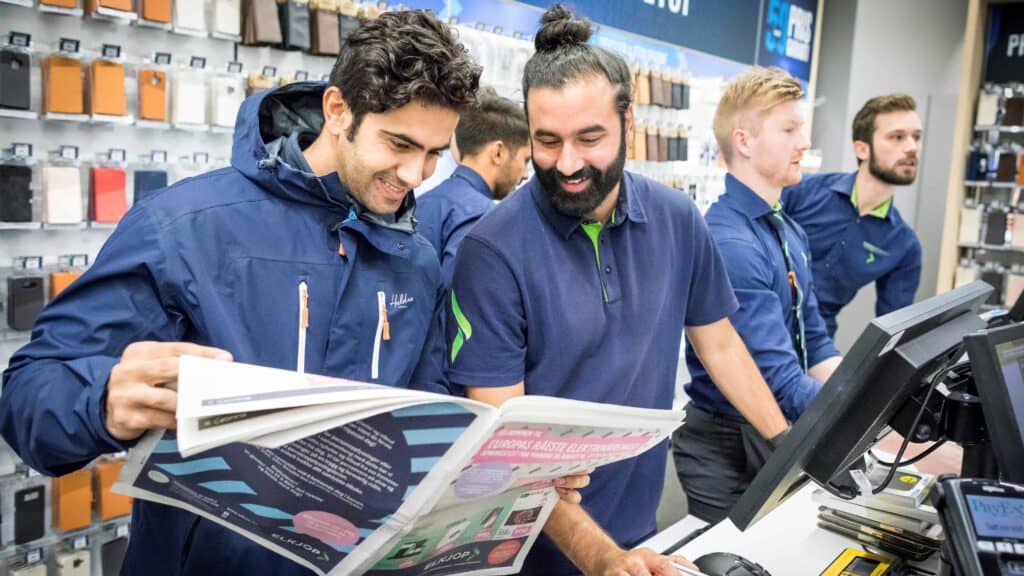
[115,356,684,576]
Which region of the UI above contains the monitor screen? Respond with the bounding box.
[964,323,1024,483]
[966,494,1024,539]
[729,281,993,530]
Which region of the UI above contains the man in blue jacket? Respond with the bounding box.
[417,87,531,287]
[0,11,481,575]
[781,94,923,337]
[675,67,842,523]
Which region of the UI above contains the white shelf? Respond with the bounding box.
[173,122,210,132]
[975,124,1024,133]
[37,4,84,16]
[0,222,42,231]
[134,119,171,130]
[959,242,1024,254]
[210,31,241,42]
[88,221,118,229]
[171,26,209,38]
[43,112,89,123]
[91,113,135,125]
[964,180,1017,188]
[210,125,234,134]
[0,0,34,8]
[0,109,39,120]
[133,17,172,30]
[41,222,87,230]
[88,5,137,22]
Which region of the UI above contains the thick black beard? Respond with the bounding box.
[868,148,917,186]
[535,135,626,218]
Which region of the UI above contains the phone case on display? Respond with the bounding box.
[53,468,92,532]
[138,69,167,121]
[338,9,359,43]
[244,0,283,44]
[44,56,84,115]
[649,71,664,107]
[9,564,46,576]
[213,0,242,36]
[311,6,340,55]
[141,0,171,21]
[996,150,1017,182]
[94,0,132,12]
[0,164,34,222]
[13,485,45,544]
[174,0,207,30]
[671,79,683,110]
[966,149,988,180]
[172,70,208,125]
[1012,214,1024,248]
[101,537,128,576]
[56,550,91,576]
[955,265,979,288]
[635,69,650,106]
[658,132,670,163]
[247,73,277,96]
[1017,153,1024,185]
[133,169,168,202]
[209,76,245,127]
[1004,96,1024,126]
[1007,274,1024,307]
[958,206,983,245]
[981,270,1006,305]
[90,167,128,223]
[633,125,647,161]
[679,136,689,162]
[646,130,659,164]
[660,75,673,110]
[90,60,127,116]
[42,165,84,224]
[278,0,311,51]
[40,0,78,7]
[95,460,132,519]
[0,49,32,111]
[984,210,1009,246]
[7,276,45,332]
[976,90,1000,126]
[681,82,690,110]
[50,271,83,299]
[668,134,680,162]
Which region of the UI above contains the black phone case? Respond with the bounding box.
[7,276,46,331]
[0,49,31,111]
[101,537,129,576]
[0,164,33,222]
[14,486,45,544]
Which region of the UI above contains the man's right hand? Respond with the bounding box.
[106,342,233,441]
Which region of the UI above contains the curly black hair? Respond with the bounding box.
[330,9,482,140]
[523,4,632,118]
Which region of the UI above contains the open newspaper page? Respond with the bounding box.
[360,395,685,576]
[115,357,498,576]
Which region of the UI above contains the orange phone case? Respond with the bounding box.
[53,469,93,532]
[95,460,133,520]
[44,56,84,115]
[50,271,82,299]
[138,69,168,121]
[40,0,78,8]
[141,0,170,21]
[90,60,126,116]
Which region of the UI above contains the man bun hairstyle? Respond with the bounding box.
[522,4,632,118]
[329,9,482,140]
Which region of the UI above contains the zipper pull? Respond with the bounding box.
[297,281,309,374]
[381,294,391,341]
[338,240,346,258]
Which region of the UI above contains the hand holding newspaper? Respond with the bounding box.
[115,356,685,576]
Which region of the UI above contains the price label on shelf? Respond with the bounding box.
[227,61,243,74]
[294,70,309,82]
[60,145,79,161]
[12,143,32,159]
[73,536,88,550]
[193,152,209,165]
[116,524,130,537]
[190,56,207,70]
[109,148,126,163]
[8,32,31,48]
[59,37,80,54]
[25,549,41,564]
[154,52,172,65]
[262,65,277,78]
[151,150,167,164]
[102,44,122,59]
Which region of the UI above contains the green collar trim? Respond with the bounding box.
[851,185,892,219]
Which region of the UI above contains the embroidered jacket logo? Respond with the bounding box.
[390,293,414,310]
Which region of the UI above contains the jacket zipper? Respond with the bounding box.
[372,290,390,380]
[297,281,309,374]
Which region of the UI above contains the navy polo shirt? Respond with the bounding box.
[781,172,922,337]
[447,171,738,575]
[686,174,839,423]
[416,165,496,287]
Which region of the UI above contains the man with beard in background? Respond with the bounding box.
[445,5,790,575]
[782,94,924,338]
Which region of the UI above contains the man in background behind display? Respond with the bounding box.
[417,87,531,286]
[782,94,923,338]
[676,66,842,524]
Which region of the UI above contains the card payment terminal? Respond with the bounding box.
[933,476,1024,575]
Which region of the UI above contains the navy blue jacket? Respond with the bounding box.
[0,82,447,575]
[781,172,922,337]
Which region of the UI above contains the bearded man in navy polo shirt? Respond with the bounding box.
[675,67,843,524]
[447,6,792,576]
[781,94,923,338]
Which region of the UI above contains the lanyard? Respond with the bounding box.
[765,208,809,373]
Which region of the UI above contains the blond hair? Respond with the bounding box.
[713,66,804,163]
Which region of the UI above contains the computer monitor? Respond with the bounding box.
[729,281,993,530]
[963,323,1024,483]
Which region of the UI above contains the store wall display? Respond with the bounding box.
[138,68,168,121]
[172,69,208,125]
[43,55,84,115]
[984,209,1009,246]
[959,205,983,244]
[209,74,245,127]
[13,485,46,544]
[278,0,311,51]
[133,168,168,201]
[213,0,243,37]
[0,48,32,111]
[7,275,46,332]
[310,0,340,56]
[175,0,208,32]
[89,59,127,117]
[89,166,128,223]
[0,163,33,222]
[53,469,93,532]
[95,460,132,520]
[243,0,283,45]
[41,165,84,224]
[984,3,1024,84]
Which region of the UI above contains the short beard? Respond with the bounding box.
[535,133,626,218]
[868,148,916,186]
